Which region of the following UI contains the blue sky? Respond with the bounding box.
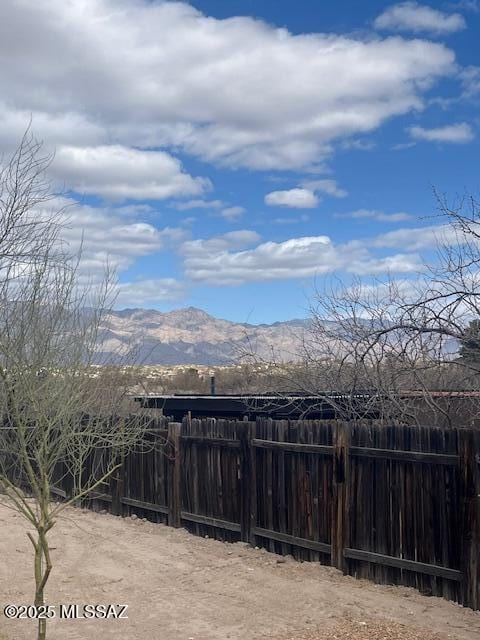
[1,0,479,323]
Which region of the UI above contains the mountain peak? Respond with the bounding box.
[182,306,213,317]
[100,306,308,365]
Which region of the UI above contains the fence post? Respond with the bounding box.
[459,428,480,609]
[239,422,252,542]
[111,457,125,517]
[62,460,73,502]
[167,421,182,528]
[332,421,351,572]
[249,420,257,546]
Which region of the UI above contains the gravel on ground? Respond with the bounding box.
[271,618,455,640]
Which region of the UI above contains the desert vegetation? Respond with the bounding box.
[129,362,293,395]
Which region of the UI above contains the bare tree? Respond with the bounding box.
[0,133,150,640]
[241,192,480,425]
[0,130,64,285]
[296,192,480,426]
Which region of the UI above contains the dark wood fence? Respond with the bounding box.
[60,417,480,610]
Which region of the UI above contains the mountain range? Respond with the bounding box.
[97,307,309,365]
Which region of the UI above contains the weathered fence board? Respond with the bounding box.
[343,548,463,581]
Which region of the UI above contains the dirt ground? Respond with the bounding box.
[1,504,479,640]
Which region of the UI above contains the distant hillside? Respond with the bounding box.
[96,307,309,365]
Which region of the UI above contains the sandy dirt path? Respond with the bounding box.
[1,504,479,640]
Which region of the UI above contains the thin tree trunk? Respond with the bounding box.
[29,526,52,640]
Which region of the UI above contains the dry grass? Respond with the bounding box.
[274,618,454,640]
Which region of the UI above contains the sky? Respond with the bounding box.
[1,0,479,323]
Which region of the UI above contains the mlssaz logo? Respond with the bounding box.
[59,604,129,619]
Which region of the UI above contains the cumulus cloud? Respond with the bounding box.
[170,199,245,220]
[337,209,413,222]
[220,206,246,221]
[181,232,422,285]
[52,145,209,201]
[116,278,185,306]
[181,230,261,259]
[301,179,348,198]
[460,66,480,98]
[0,104,104,152]
[0,0,456,171]
[450,0,480,13]
[371,224,458,250]
[374,2,466,35]
[265,179,346,209]
[179,221,473,286]
[34,197,183,280]
[448,1,479,11]
[265,189,319,209]
[408,122,474,143]
[171,199,225,211]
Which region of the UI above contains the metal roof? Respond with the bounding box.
[133,393,373,419]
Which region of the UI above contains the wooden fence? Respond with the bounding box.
[61,417,480,610]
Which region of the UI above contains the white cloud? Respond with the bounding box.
[0,104,104,152]
[448,1,479,11]
[0,0,455,171]
[408,122,474,143]
[265,178,349,210]
[371,224,458,250]
[266,179,347,209]
[181,232,421,285]
[300,179,348,198]
[337,209,413,222]
[116,278,185,306]
[374,2,466,34]
[460,66,480,98]
[220,206,246,221]
[52,145,209,201]
[265,189,319,209]
[171,199,245,220]
[114,204,155,216]
[34,197,183,281]
[172,199,225,211]
[179,220,477,286]
[340,138,376,151]
[181,230,261,260]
